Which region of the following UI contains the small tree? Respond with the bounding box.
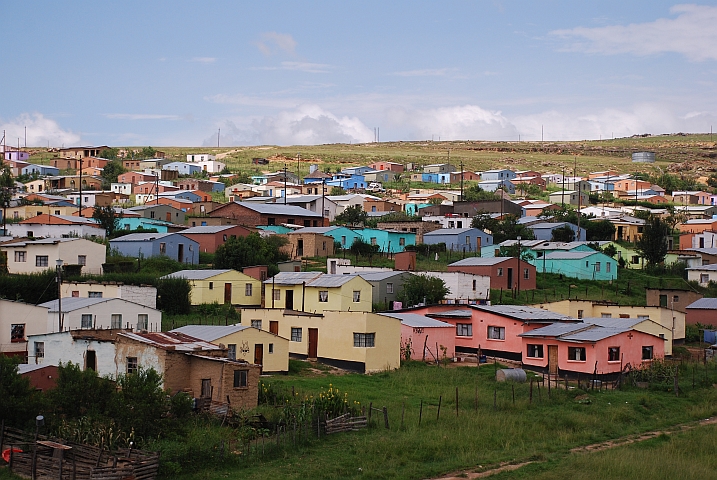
[111,367,169,440]
[100,160,127,189]
[0,355,39,427]
[551,225,576,242]
[93,205,122,237]
[334,205,367,227]
[214,232,289,276]
[397,274,449,306]
[48,362,115,419]
[635,216,671,267]
[330,186,346,195]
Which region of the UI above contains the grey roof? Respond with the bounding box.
[307,274,363,287]
[180,225,237,234]
[519,322,591,337]
[470,304,576,322]
[561,326,631,342]
[282,195,322,203]
[17,364,57,374]
[424,228,482,236]
[236,202,322,217]
[378,312,453,328]
[355,271,409,281]
[685,298,717,310]
[291,226,343,234]
[686,248,717,255]
[161,269,232,280]
[448,257,513,267]
[1,237,88,248]
[20,215,100,225]
[109,232,181,242]
[582,317,656,328]
[170,324,250,341]
[520,322,633,342]
[425,309,472,319]
[687,263,717,271]
[263,272,323,285]
[543,251,599,260]
[38,297,129,312]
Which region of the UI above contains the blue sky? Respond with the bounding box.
[1,1,716,147]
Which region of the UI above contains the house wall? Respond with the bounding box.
[447,260,537,290]
[685,309,717,327]
[46,299,162,334]
[215,329,289,373]
[401,324,456,360]
[539,255,617,281]
[1,239,105,275]
[424,272,491,301]
[357,228,416,253]
[6,223,105,240]
[29,332,121,378]
[110,235,199,264]
[182,226,251,253]
[645,289,702,313]
[375,221,442,244]
[187,271,261,306]
[61,282,158,309]
[423,229,493,252]
[0,300,49,355]
[21,365,59,391]
[282,233,335,259]
[209,203,324,227]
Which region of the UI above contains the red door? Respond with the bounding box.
[308,328,318,359]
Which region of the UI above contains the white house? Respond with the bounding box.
[111,183,133,196]
[186,154,216,163]
[61,281,158,309]
[38,297,163,334]
[6,215,105,240]
[0,299,49,358]
[687,264,717,286]
[195,160,226,174]
[0,238,106,274]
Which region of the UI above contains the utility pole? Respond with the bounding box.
[56,259,64,332]
[283,164,288,205]
[78,157,83,217]
[575,156,581,239]
[561,166,566,208]
[321,178,326,226]
[217,128,220,148]
[24,126,27,147]
[460,159,464,201]
[297,152,301,182]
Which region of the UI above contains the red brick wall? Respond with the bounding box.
[209,203,325,227]
[447,260,536,290]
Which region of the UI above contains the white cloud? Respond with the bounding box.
[190,57,216,64]
[254,32,297,56]
[385,105,519,141]
[104,114,183,120]
[551,4,717,61]
[0,113,80,147]
[202,105,374,146]
[252,61,332,73]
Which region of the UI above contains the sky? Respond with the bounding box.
[1,1,716,147]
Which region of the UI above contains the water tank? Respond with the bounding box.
[495,368,527,383]
[632,151,655,163]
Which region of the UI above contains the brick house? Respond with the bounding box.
[375,221,442,244]
[685,298,717,327]
[645,288,703,314]
[179,225,253,253]
[281,231,335,259]
[209,202,325,228]
[447,257,537,290]
[117,172,157,184]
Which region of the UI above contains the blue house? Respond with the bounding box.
[527,222,586,241]
[291,226,362,249]
[480,169,516,182]
[109,232,199,264]
[22,164,60,176]
[160,191,202,203]
[423,227,493,252]
[357,228,416,253]
[478,180,515,194]
[326,174,366,190]
[421,173,440,183]
[405,202,432,215]
[537,250,617,280]
[117,218,174,233]
[163,162,202,175]
[341,166,373,176]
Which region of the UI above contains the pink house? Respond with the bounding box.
[520,321,665,377]
[380,312,456,361]
[368,161,404,173]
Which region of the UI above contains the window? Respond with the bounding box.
[291,327,302,342]
[456,323,473,336]
[353,333,376,347]
[601,313,612,318]
[642,346,654,360]
[223,234,227,241]
[228,344,236,360]
[673,295,680,303]
[341,235,347,246]
[137,314,148,331]
[209,282,214,290]
[466,235,471,245]
[577,309,584,319]
[701,274,710,284]
[497,268,503,277]
[81,314,93,329]
[386,282,394,294]
[267,217,276,226]
[111,314,122,329]
[27,230,34,237]
[527,344,544,358]
[127,357,138,374]
[568,347,586,361]
[606,262,611,273]
[487,326,505,340]
[523,268,530,279]
[318,290,329,302]
[36,255,48,267]
[631,255,640,264]
[399,237,405,246]
[268,343,274,354]
[10,324,25,343]
[251,320,262,330]
[159,242,166,254]
[88,291,103,298]
[35,342,44,359]
[353,290,361,302]
[14,251,26,262]
[273,289,281,300]
[233,370,248,388]
[245,283,253,296]
[370,237,377,246]
[595,262,601,272]
[472,279,477,291]
[608,347,620,362]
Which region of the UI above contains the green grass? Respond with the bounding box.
[168,360,717,480]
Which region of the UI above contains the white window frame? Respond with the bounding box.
[456,323,472,336]
[353,290,361,302]
[568,347,586,361]
[245,283,253,296]
[81,314,93,329]
[318,290,329,302]
[291,327,302,342]
[487,326,505,340]
[527,344,544,358]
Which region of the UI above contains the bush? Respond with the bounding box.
[0,270,58,304]
[405,243,446,256]
[157,277,192,314]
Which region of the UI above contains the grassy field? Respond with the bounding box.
[156,359,717,480]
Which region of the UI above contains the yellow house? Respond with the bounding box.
[160,269,261,306]
[171,324,289,373]
[530,299,684,355]
[241,308,401,373]
[5,203,78,220]
[263,272,373,313]
[0,238,106,275]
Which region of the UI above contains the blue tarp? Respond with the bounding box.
[703,329,717,344]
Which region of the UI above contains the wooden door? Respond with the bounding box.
[507,268,513,289]
[166,212,171,222]
[308,328,318,359]
[254,344,264,369]
[177,243,184,262]
[548,345,558,375]
[269,321,279,335]
[86,350,96,371]
[285,290,294,310]
[224,283,232,304]
[201,379,212,398]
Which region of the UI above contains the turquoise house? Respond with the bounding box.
[357,228,416,253]
[257,225,293,234]
[537,250,617,280]
[291,226,362,250]
[118,218,174,233]
[405,202,431,215]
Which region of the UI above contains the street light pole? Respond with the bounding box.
[516,236,522,296]
[56,259,64,332]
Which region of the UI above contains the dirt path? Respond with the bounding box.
[431,416,717,479]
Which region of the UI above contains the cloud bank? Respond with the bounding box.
[1,113,81,147]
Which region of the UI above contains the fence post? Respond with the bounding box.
[383,407,389,429]
[512,384,515,405]
[401,402,405,429]
[368,402,373,426]
[419,400,423,426]
[529,378,533,404]
[455,387,459,417]
[437,396,442,422]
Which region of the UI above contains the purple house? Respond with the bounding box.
[4,151,30,161]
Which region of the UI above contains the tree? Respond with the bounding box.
[111,367,169,440]
[635,216,671,267]
[100,160,127,189]
[584,219,616,241]
[551,225,576,242]
[470,212,499,233]
[0,355,39,427]
[397,274,449,306]
[47,362,114,419]
[462,184,498,202]
[138,146,156,159]
[101,147,119,160]
[214,233,289,276]
[349,238,380,257]
[92,205,122,237]
[334,205,367,227]
[602,244,618,258]
[330,186,346,195]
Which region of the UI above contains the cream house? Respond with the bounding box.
[160,269,262,306]
[1,238,106,274]
[37,297,162,334]
[241,308,401,373]
[61,281,157,309]
[171,324,289,373]
[263,272,373,313]
[0,299,49,359]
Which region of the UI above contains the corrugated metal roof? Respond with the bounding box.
[119,331,221,351]
[109,232,176,242]
[1,238,86,247]
[356,271,408,281]
[171,324,249,341]
[425,309,473,318]
[39,297,112,312]
[686,248,717,255]
[561,326,631,342]
[161,269,232,280]
[181,225,236,234]
[687,264,717,271]
[520,322,590,337]
[307,274,361,287]
[471,304,576,322]
[237,202,322,217]
[424,228,480,236]
[291,226,342,234]
[17,364,56,374]
[582,317,650,328]
[263,272,323,285]
[379,312,453,328]
[685,298,717,310]
[544,251,598,260]
[448,257,511,266]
